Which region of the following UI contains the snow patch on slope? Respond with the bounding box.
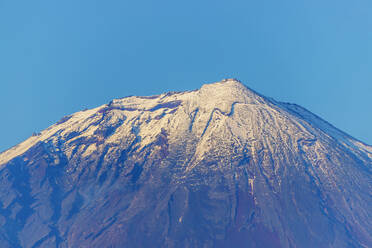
[0,107,100,165]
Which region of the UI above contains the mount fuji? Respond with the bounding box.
[0,79,371,247]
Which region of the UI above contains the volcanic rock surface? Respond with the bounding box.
[0,79,371,247]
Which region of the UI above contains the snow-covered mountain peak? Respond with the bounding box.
[106,78,262,111]
[0,79,371,248]
[201,78,243,88]
[199,78,262,103]
[1,79,370,167]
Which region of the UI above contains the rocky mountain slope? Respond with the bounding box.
[0,79,371,247]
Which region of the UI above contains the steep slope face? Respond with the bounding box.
[0,79,371,248]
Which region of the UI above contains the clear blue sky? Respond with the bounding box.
[1,0,371,151]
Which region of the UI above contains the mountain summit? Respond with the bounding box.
[0,79,371,247]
